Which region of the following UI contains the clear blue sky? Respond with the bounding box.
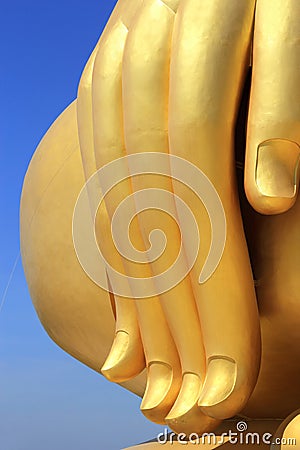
[0,1,165,449]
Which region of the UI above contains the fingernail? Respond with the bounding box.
[165,373,221,435]
[255,139,300,199]
[166,373,202,420]
[101,330,144,382]
[140,362,174,423]
[198,357,237,408]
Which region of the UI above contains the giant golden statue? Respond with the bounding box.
[20,0,300,447]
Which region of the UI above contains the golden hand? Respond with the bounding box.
[77,0,260,434]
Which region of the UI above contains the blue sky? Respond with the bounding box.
[0,1,165,449]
